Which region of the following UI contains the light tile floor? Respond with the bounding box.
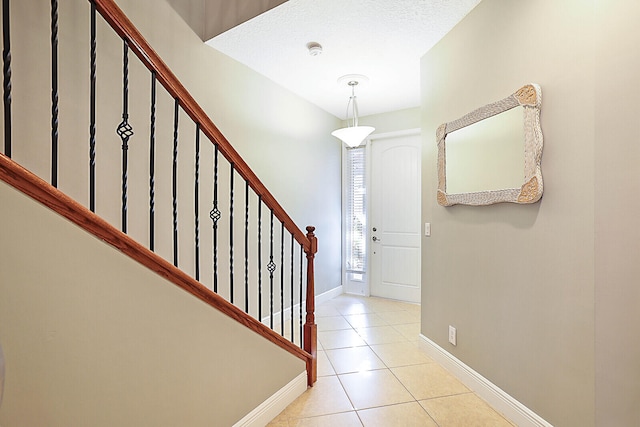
[268,294,515,427]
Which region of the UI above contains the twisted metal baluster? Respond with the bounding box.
[210,144,220,293]
[229,164,234,304]
[268,210,276,329]
[244,180,249,313]
[172,99,179,267]
[88,1,96,212]
[194,123,200,281]
[299,243,303,348]
[50,0,58,187]
[290,233,294,343]
[280,222,285,335]
[149,72,156,251]
[116,40,134,233]
[2,0,12,158]
[257,196,262,321]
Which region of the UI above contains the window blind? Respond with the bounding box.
[345,147,366,273]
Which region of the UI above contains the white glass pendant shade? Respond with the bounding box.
[331,126,375,147]
[332,79,375,147]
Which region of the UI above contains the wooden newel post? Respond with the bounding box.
[303,225,318,387]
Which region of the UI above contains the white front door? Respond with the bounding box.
[369,133,421,303]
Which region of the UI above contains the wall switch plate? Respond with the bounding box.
[448,325,457,346]
[425,222,431,237]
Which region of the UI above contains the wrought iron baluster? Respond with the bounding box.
[244,180,249,313]
[290,233,294,343]
[2,0,12,158]
[149,72,156,251]
[268,210,276,329]
[257,196,262,321]
[116,40,134,233]
[172,98,179,267]
[280,222,285,335]
[88,1,96,212]
[194,123,200,281]
[229,164,234,304]
[210,144,220,293]
[50,0,58,187]
[299,243,303,348]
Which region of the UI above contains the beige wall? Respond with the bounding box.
[594,1,640,425]
[0,181,305,425]
[423,1,640,425]
[203,0,288,40]
[115,0,343,296]
[421,1,596,426]
[358,107,421,135]
[1,0,343,423]
[3,0,342,296]
[168,0,289,41]
[166,0,206,39]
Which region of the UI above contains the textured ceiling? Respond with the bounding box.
[206,0,481,119]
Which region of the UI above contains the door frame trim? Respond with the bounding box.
[368,128,421,142]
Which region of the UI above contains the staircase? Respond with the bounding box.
[0,0,317,424]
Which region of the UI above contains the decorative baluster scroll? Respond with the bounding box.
[210,144,220,292]
[117,40,134,233]
[268,210,276,329]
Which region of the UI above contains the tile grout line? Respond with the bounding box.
[347,302,440,426]
[274,295,514,426]
[364,300,441,425]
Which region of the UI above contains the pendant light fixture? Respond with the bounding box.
[331,76,375,148]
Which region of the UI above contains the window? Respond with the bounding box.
[345,146,367,278]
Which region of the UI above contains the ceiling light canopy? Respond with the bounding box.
[331,76,374,148]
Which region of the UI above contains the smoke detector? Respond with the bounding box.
[306,42,323,56]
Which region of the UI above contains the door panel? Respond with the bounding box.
[370,134,421,303]
[381,246,420,286]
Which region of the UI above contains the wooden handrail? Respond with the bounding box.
[2,0,318,387]
[0,153,312,367]
[90,0,311,252]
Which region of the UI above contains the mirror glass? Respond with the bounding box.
[436,83,543,206]
[445,107,524,194]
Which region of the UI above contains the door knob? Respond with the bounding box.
[372,236,380,242]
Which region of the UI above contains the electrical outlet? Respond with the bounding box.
[448,325,457,346]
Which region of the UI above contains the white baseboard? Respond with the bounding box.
[419,334,553,427]
[232,371,307,427]
[315,285,343,305]
[236,288,342,426]
[261,285,344,326]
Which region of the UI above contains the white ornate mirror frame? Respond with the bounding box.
[437,83,543,206]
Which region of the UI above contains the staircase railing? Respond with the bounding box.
[0,0,317,386]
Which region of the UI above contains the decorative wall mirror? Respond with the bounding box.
[436,84,543,206]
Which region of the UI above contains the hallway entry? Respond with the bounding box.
[343,131,422,303]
